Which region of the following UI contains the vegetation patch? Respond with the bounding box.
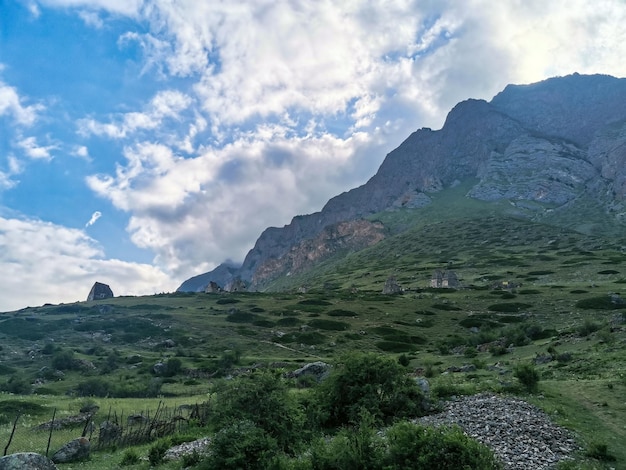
[487,302,532,312]
[376,341,417,352]
[327,309,358,317]
[0,399,48,416]
[576,296,625,310]
[276,332,327,345]
[216,297,241,305]
[431,303,462,311]
[276,317,302,327]
[308,319,349,331]
[598,269,620,275]
[226,311,257,323]
[297,299,332,306]
[527,270,555,276]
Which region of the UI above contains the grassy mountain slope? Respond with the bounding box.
[1,194,626,467]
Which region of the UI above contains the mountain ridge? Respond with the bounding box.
[178,73,626,292]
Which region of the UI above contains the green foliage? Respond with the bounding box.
[1,375,32,395]
[577,320,601,337]
[576,296,624,310]
[0,399,47,415]
[384,421,501,469]
[199,420,279,470]
[487,303,532,313]
[398,354,410,367]
[148,438,170,466]
[314,352,425,428]
[585,442,616,462]
[120,449,140,466]
[514,363,540,393]
[308,319,349,331]
[216,297,241,304]
[226,311,257,323]
[211,372,304,452]
[327,309,358,317]
[305,413,384,470]
[376,341,417,353]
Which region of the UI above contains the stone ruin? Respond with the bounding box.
[430,269,460,288]
[383,276,403,294]
[87,282,114,301]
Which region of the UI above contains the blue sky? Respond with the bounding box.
[1,0,626,312]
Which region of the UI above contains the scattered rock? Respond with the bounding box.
[416,394,579,470]
[51,437,90,463]
[98,421,121,445]
[286,361,331,382]
[164,437,212,461]
[0,453,57,470]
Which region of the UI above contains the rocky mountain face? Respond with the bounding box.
[178,73,626,292]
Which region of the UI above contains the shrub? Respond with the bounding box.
[384,421,501,469]
[199,420,279,470]
[148,439,170,466]
[216,297,241,304]
[210,372,304,452]
[314,352,425,428]
[51,349,78,371]
[120,449,140,466]
[376,341,417,353]
[398,354,410,367]
[514,363,540,393]
[327,309,358,317]
[578,320,600,337]
[308,319,350,331]
[585,442,616,462]
[487,303,532,313]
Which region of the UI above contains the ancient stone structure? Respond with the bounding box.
[87,282,114,301]
[382,276,402,294]
[430,270,460,288]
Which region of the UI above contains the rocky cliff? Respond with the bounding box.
[178,73,626,292]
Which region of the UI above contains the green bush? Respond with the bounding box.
[327,309,358,317]
[211,372,304,452]
[384,421,501,469]
[148,438,170,466]
[585,442,616,462]
[308,319,349,331]
[199,420,279,470]
[487,303,532,313]
[578,320,600,337]
[120,449,140,466]
[314,352,425,428]
[376,341,417,353]
[514,363,540,393]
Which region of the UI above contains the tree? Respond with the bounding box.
[211,371,304,453]
[314,352,425,428]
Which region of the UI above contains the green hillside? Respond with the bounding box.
[1,205,625,468]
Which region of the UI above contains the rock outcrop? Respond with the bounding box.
[51,438,90,464]
[0,453,57,470]
[179,73,626,292]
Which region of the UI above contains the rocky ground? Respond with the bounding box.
[416,393,580,470]
[163,393,580,469]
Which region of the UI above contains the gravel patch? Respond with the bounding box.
[415,394,580,469]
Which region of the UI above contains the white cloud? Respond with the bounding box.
[78,89,192,139]
[38,0,143,17]
[78,10,104,28]
[0,216,171,312]
[0,81,43,126]
[41,0,626,285]
[85,210,102,227]
[72,145,91,160]
[17,136,56,160]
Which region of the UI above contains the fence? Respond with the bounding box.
[1,401,211,458]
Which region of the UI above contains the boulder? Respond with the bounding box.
[51,437,90,463]
[286,361,331,382]
[0,453,57,470]
[98,420,122,445]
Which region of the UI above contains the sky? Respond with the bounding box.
[1,0,626,312]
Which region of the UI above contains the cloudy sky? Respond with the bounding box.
[1,0,626,311]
